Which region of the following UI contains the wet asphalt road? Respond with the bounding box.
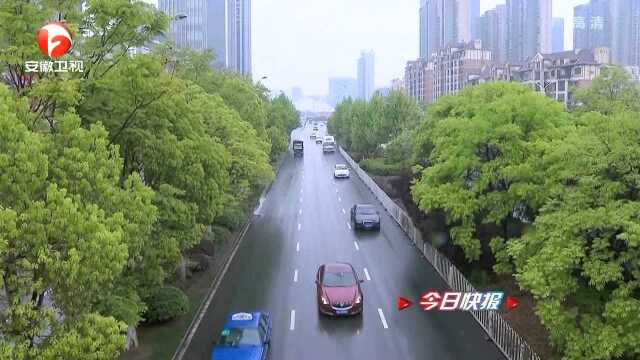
[182,124,505,360]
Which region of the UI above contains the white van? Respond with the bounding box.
[322,136,336,153]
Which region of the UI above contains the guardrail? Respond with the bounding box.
[338,146,540,360]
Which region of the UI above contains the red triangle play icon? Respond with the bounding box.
[397,296,412,311]
[506,296,520,312]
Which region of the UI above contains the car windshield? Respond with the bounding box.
[358,206,376,215]
[323,271,356,287]
[218,327,262,347]
[335,165,347,170]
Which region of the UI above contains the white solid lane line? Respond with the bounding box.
[294,269,298,283]
[364,267,371,281]
[296,241,300,252]
[378,308,389,329]
[297,223,301,231]
[347,222,352,230]
[354,241,359,251]
[342,208,346,214]
[290,310,296,331]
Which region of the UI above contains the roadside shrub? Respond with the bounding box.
[359,158,405,176]
[144,286,189,323]
[211,225,233,243]
[468,269,491,288]
[215,205,246,230]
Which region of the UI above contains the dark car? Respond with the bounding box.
[292,140,303,158]
[211,312,271,360]
[316,263,363,316]
[350,204,380,230]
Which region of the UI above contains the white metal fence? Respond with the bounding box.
[339,146,541,360]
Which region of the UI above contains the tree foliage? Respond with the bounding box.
[508,112,640,359]
[329,91,421,157]
[572,65,640,115]
[0,0,298,357]
[409,79,640,359]
[330,58,640,360]
[411,82,570,262]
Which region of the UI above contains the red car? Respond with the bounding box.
[316,263,363,316]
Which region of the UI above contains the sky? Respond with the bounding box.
[253,0,589,96]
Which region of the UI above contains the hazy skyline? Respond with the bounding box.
[254,0,589,96]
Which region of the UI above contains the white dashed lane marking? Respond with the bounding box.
[293,269,298,283]
[290,310,296,330]
[378,308,389,329]
[364,267,371,281]
[354,241,359,251]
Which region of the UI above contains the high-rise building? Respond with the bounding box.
[552,18,565,52]
[456,0,472,43]
[228,0,252,76]
[328,78,358,107]
[208,0,230,68]
[479,5,508,64]
[573,0,610,51]
[357,51,375,100]
[159,0,252,75]
[419,0,471,58]
[159,0,208,50]
[610,0,640,66]
[470,0,481,40]
[506,0,552,62]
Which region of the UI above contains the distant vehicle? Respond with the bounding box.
[322,136,336,153]
[350,204,380,230]
[211,312,272,360]
[293,140,304,157]
[333,164,350,178]
[313,126,319,131]
[316,263,363,316]
[315,137,323,144]
[310,132,317,140]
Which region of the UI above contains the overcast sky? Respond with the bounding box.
[254,0,589,96]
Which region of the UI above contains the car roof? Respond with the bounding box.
[324,262,353,273]
[223,312,265,329]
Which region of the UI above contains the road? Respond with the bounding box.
[182,123,505,360]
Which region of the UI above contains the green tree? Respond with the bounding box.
[0,87,135,357]
[411,82,570,262]
[572,65,640,115]
[508,112,640,359]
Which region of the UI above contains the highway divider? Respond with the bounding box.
[338,146,540,360]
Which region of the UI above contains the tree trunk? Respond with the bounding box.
[177,253,187,283]
[125,325,139,351]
